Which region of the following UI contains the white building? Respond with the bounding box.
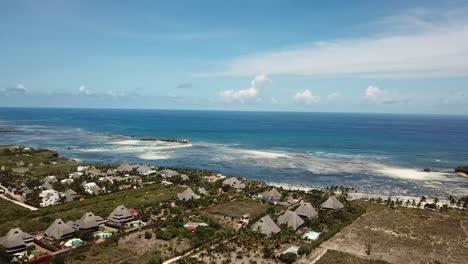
[40,190,60,207]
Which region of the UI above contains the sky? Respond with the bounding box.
[1,0,468,115]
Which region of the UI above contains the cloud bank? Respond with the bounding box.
[294,89,320,105]
[219,74,270,103]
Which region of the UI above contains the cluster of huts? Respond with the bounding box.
[251,194,344,237]
[0,205,139,256]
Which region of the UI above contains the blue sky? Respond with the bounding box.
[1,0,468,114]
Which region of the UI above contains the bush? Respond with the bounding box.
[279,252,297,264]
[297,245,311,255]
[144,231,153,240]
[156,229,174,240]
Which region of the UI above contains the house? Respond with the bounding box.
[77,166,89,172]
[320,196,344,210]
[43,219,76,242]
[41,181,54,191]
[159,169,179,178]
[63,189,82,202]
[73,212,106,231]
[295,202,318,219]
[129,208,139,217]
[107,205,134,225]
[69,172,83,179]
[106,169,118,176]
[183,222,208,232]
[251,215,281,237]
[0,228,34,254]
[180,174,190,181]
[83,182,101,195]
[277,211,305,230]
[61,178,74,185]
[136,165,156,176]
[86,167,104,177]
[261,188,283,202]
[17,186,33,196]
[40,190,60,207]
[117,163,136,173]
[197,187,207,195]
[205,175,220,183]
[44,175,57,183]
[177,187,200,201]
[222,177,246,190]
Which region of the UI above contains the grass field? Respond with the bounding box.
[0,184,183,235]
[206,197,281,218]
[0,198,31,223]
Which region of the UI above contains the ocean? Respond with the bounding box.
[1,107,467,197]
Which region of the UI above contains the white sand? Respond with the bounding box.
[138,152,171,160]
[375,168,456,181]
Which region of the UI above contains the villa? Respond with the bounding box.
[177,187,200,201]
[40,190,60,207]
[73,212,106,231]
[251,215,281,237]
[0,228,34,254]
[43,219,76,242]
[159,169,179,178]
[83,182,101,195]
[107,205,134,225]
[295,202,318,219]
[117,163,136,173]
[136,165,156,176]
[222,177,246,190]
[261,188,283,202]
[277,211,305,230]
[320,196,345,210]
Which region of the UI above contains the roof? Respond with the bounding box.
[117,163,135,173]
[251,215,281,236]
[41,181,54,190]
[107,205,133,222]
[262,188,282,201]
[44,219,75,240]
[180,174,190,181]
[74,212,104,230]
[0,228,33,249]
[320,196,345,210]
[295,202,318,219]
[277,211,305,230]
[198,187,207,195]
[177,187,200,201]
[160,169,179,178]
[222,177,246,189]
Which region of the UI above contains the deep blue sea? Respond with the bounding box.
[1,107,467,197]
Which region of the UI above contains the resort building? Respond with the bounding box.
[44,175,58,183]
[136,165,156,176]
[295,202,318,219]
[261,188,283,202]
[43,219,75,242]
[180,174,190,181]
[177,187,200,201]
[107,205,134,225]
[0,228,34,254]
[69,172,83,179]
[63,189,81,202]
[277,211,305,230]
[73,212,106,231]
[222,177,246,190]
[40,190,60,207]
[197,187,207,195]
[41,181,54,191]
[83,182,101,195]
[320,196,345,210]
[117,163,136,173]
[251,215,281,237]
[159,169,179,178]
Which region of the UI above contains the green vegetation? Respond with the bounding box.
[455,165,468,174]
[0,184,183,234]
[207,197,281,218]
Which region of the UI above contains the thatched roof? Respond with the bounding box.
[251,215,281,236]
[320,196,344,210]
[43,219,75,240]
[177,187,200,201]
[198,187,207,195]
[0,228,33,250]
[222,177,246,189]
[107,205,134,224]
[117,163,136,173]
[74,212,105,230]
[295,202,318,219]
[277,211,304,230]
[262,188,282,201]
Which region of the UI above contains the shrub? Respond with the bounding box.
[279,252,297,264]
[144,231,153,240]
[297,245,311,255]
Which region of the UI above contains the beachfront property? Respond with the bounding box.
[136,164,156,176]
[251,215,281,237]
[107,205,134,226]
[277,210,305,230]
[295,202,318,219]
[222,177,246,190]
[0,228,34,255]
[39,190,60,207]
[117,163,137,173]
[159,169,179,178]
[177,187,200,201]
[260,188,283,203]
[43,219,76,243]
[82,182,101,195]
[320,195,345,210]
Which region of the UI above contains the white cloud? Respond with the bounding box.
[294,89,321,105]
[1,84,31,96]
[364,86,398,104]
[212,9,468,78]
[219,74,270,103]
[78,85,91,95]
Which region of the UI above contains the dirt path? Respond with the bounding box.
[0,184,38,211]
[460,220,468,240]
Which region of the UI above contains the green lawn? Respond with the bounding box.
[0,184,183,235]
